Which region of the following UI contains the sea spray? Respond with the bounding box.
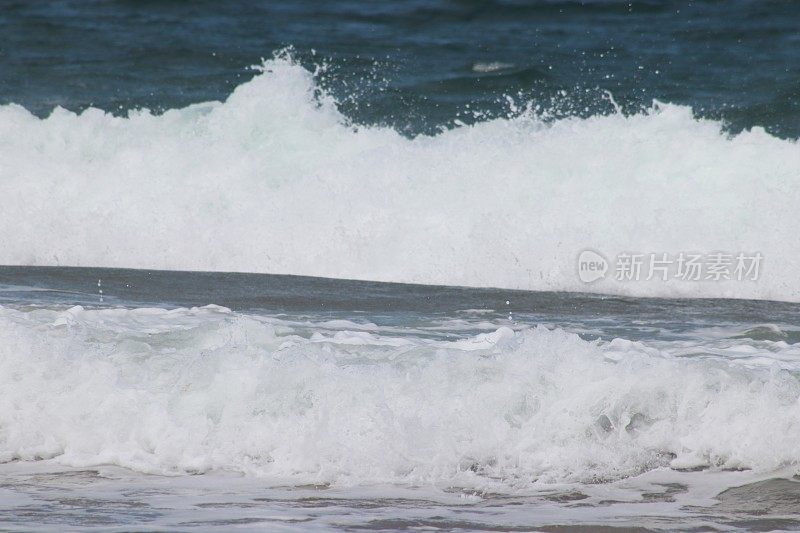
[0,56,798,300]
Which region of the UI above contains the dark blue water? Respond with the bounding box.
[1,0,798,137]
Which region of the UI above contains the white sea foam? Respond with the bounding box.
[0,55,798,300]
[2,304,800,488]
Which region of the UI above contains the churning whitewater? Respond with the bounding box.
[1,55,799,301]
[2,302,800,487]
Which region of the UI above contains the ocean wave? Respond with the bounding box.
[0,55,798,300]
[2,304,800,488]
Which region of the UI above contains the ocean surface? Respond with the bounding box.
[1,1,800,531]
[3,267,800,531]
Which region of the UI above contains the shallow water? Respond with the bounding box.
[2,267,800,531]
[4,464,800,532]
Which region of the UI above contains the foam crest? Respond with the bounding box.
[2,305,800,488]
[0,55,798,300]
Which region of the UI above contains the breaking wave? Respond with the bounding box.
[2,304,800,488]
[0,55,798,300]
